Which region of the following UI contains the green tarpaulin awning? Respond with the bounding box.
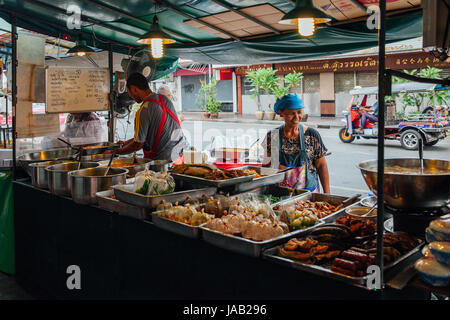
[0,0,423,65]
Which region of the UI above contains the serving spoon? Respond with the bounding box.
[362,204,377,217]
[104,152,116,176]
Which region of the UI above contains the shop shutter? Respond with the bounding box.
[335,72,355,93]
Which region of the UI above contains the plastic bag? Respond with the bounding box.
[134,169,175,195]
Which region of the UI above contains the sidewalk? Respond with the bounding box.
[181,112,344,128]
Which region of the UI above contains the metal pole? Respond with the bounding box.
[376,0,386,290]
[11,15,17,180]
[108,43,114,142]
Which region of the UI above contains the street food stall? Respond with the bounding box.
[0,0,449,300]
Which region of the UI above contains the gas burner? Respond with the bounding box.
[383,203,450,236]
[385,204,450,217]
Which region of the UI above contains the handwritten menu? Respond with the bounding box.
[46,67,109,113]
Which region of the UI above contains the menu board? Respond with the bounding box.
[45,67,109,113]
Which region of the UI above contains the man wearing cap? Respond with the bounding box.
[105,73,187,161]
[261,94,330,193]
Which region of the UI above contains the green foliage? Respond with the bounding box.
[391,66,449,114]
[284,71,304,89]
[246,68,304,111]
[273,85,290,98]
[246,68,278,111]
[196,79,222,113]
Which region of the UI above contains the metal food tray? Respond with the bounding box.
[75,142,120,156]
[227,166,287,194]
[112,183,217,209]
[96,189,151,221]
[271,192,361,224]
[151,213,205,239]
[227,184,310,205]
[263,237,424,290]
[171,172,255,188]
[200,220,325,258]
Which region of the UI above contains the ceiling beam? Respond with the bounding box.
[80,0,200,44]
[348,0,369,13]
[149,0,241,41]
[0,6,138,50]
[23,0,143,39]
[209,0,280,35]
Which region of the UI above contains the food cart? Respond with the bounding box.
[0,0,449,300]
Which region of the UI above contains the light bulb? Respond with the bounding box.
[76,51,86,57]
[297,18,315,37]
[151,38,164,59]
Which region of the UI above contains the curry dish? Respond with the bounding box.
[384,165,449,175]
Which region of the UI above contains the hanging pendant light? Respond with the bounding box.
[279,0,331,37]
[137,15,176,59]
[66,39,96,56]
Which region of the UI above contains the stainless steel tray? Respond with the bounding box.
[229,185,310,205]
[96,189,151,221]
[75,142,120,156]
[272,192,361,224]
[151,213,205,239]
[228,166,287,194]
[263,236,424,290]
[171,172,255,188]
[112,183,217,209]
[200,220,325,258]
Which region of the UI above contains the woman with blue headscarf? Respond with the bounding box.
[261,94,330,193]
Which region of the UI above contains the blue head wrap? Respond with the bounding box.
[274,94,305,115]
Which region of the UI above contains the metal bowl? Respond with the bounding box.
[69,167,128,205]
[80,153,114,162]
[29,160,71,189]
[46,162,100,197]
[98,157,152,178]
[18,148,77,176]
[345,206,377,222]
[148,160,172,172]
[358,158,450,209]
[360,196,377,208]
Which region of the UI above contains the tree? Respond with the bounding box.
[196,79,221,113]
[246,68,278,111]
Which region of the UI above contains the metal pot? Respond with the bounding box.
[18,148,77,176]
[29,160,71,189]
[148,160,172,172]
[80,153,113,162]
[69,167,128,205]
[97,157,152,178]
[46,162,100,197]
[358,158,450,209]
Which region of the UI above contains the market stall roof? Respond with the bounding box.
[349,82,441,95]
[0,0,423,64]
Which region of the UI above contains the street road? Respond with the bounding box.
[117,119,450,197]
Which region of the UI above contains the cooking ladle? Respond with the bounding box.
[104,152,116,176]
[57,138,82,169]
[418,137,424,174]
[335,193,362,211]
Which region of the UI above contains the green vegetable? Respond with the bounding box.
[136,179,150,195]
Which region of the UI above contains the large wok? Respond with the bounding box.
[358,158,450,209]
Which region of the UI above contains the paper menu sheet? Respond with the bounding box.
[45,67,109,113]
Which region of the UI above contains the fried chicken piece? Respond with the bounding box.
[279,248,313,260]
